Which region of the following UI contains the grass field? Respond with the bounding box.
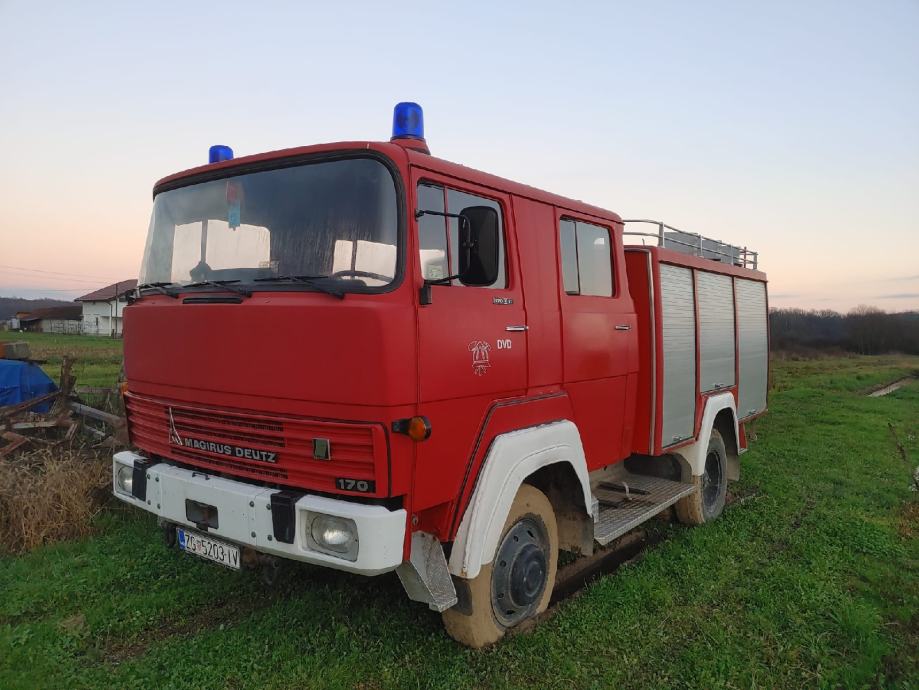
[0,334,916,689]
[0,331,123,388]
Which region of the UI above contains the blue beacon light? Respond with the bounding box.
[208,145,234,164]
[391,102,424,140]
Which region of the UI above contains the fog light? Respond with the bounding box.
[115,464,133,494]
[307,513,358,561]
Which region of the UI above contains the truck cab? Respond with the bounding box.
[114,103,768,647]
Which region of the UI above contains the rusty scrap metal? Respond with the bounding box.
[0,355,126,457]
[0,392,59,420]
[0,431,28,456]
[68,402,125,428]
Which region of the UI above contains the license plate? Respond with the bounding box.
[177,528,241,570]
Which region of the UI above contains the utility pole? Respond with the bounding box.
[110,281,119,338]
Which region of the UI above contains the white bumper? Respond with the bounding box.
[112,451,407,575]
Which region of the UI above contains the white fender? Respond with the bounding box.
[448,420,592,580]
[673,392,738,476]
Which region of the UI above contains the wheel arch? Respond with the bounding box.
[673,392,740,478]
[523,461,594,556]
[713,406,740,481]
[447,420,593,579]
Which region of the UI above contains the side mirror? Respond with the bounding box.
[457,206,499,287]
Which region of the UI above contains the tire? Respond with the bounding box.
[442,484,558,648]
[675,428,728,525]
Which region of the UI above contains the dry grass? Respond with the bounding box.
[0,446,111,554]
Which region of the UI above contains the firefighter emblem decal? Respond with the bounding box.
[468,340,492,376]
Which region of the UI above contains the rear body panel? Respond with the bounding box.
[624,246,768,456]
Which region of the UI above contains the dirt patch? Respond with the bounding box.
[100,592,273,663]
[897,501,919,539]
[867,377,916,397]
[512,492,767,639]
[764,496,817,556]
[0,446,111,554]
[59,613,88,635]
[508,529,663,638]
[726,483,764,508]
[879,611,919,687]
[789,496,817,531]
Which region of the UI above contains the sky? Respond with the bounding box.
[1,0,917,311]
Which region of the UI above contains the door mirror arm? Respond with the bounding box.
[416,209,470,295]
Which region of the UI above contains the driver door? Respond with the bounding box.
[412,175,528,509]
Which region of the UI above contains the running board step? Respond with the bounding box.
[593,473,697,546]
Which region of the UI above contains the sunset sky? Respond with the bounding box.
[1,1,917,311]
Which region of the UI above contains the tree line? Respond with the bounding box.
[770,307,919,355]
[0,297,73,321]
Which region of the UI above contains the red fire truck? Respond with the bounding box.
[113,103,768,647]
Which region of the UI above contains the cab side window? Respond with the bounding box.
[558,218,614,296]
[416,182,507,288]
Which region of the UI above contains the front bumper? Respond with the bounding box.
[112,451,406,575]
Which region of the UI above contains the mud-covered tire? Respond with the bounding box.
[675,429,728,525]
[442,484,558,648]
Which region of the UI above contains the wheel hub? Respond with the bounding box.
[491,517,549,627]
[509,543,546,605]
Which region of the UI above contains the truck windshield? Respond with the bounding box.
[139,156,400,291]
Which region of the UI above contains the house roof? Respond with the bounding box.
[18,305,83,322]
[76,279,138,302]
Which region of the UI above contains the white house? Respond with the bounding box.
[77,280,137,337]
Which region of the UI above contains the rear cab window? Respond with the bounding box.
[558,218,614,296]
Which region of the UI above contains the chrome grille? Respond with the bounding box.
[125,393,386,495]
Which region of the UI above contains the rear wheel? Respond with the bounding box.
[675,429,728,525]
[442,484,558,648]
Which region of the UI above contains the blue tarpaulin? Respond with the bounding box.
[0,360,58,413]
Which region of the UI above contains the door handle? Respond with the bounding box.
[614,324,631,331]
[505,325,528,332]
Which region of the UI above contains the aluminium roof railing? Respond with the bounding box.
[621,219,758,270]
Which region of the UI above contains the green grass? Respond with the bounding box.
[0,331,123,388]
[0,353,916,689]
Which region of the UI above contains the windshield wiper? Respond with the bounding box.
[136,282,179,298]
[253,274,345,300]
[184,279,252,298]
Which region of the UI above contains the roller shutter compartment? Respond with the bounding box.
[696,271,735,392]
[659,264,696,445]
[735,278,768,418]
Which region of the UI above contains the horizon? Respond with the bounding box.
[1,1,917,311]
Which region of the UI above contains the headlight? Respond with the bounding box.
[307,513,358,561]
[115,464,134,495]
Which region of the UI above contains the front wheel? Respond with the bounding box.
[675,428,728,525]
[442,484,558,648]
